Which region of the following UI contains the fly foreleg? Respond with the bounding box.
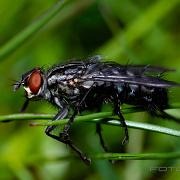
[63,84,95,134]
[45,108,91,165]
[20,99,29,112]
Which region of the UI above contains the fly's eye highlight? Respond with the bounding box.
[27,70,42,94]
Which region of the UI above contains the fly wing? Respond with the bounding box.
[81,75,180,88]
[103,62,175,73]
[102,63,175,77]
[125,65,175,74]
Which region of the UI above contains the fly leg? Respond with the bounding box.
[56,85,95,164]
[96,123,108,152]
[62,84,95,136]
[46,126,91,165]
[148,104,180,123]
[20,98,29,112]
[62,110,78,134]
[158,110,180,123]
[114,93,129,145]
[96,123,117,164]
[45,108,91,165]
[93,94,109,152]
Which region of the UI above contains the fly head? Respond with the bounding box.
[14,68,48,99]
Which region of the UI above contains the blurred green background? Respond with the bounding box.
[0,0,180,179]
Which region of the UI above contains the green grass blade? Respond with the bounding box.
[0,0,68,61]
[98,0,180,57]
[93,152,180,160]
[0,105,180,137]
[0,107,142,122]
[31,116,180,137]
[28,152,180,162]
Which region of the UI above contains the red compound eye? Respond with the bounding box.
[28,70,42,94]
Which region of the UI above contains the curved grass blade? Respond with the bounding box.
[93,152,180,160]
[0,105,180,137]
[98,0,179,58]
[28,152,180,162]
[0,0,68,61]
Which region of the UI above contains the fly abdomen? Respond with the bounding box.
[122,83,169,112]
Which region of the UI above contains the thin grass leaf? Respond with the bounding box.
[27,152,180,162]
[31,116,180,137]
[0,106,180,137]
[0,106,142,122]
[0,0,96,62]
[98,0,180,58]
[93,152,180,160]
[0,0,68,61]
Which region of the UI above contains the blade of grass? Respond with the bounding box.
[0,0,68,61]
[31,117,180,137]
[103,119,180,137]
[1,104,179,122]
[93,152,180,160]
[0,106,142,122]
[0,113,54,121]
[0,106,180,137]
[27,152,180,163]
[0,0,95,62]
[98,0,180,58]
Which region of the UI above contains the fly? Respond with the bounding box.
[14,56,180,165]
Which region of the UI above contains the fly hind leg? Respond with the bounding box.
[94,97,109,152]
[114,93,129,145]
[148,103,180,123]
[96,123,109,152]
